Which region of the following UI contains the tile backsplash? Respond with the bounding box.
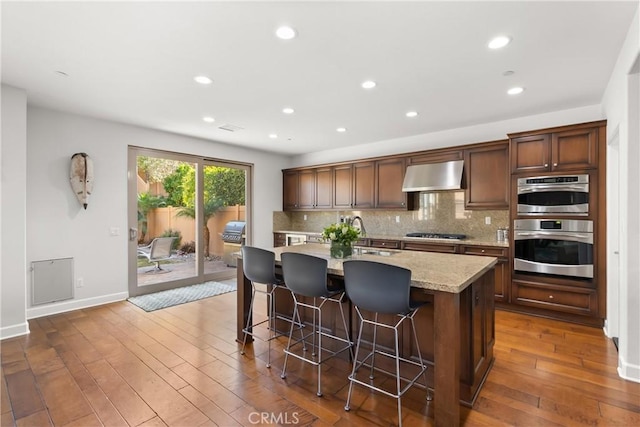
[273,191,509,240]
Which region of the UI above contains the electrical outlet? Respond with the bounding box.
[76,277,84,288]
[485,216,491,225]
[396,215,400,223]
[109,227,119,236]
[303,214,307,221]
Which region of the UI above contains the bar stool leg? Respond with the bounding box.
[280,296,299,379]
[369,312,378,379]
[240,286,257,356]
[316,304,322,397]
[344,313,365,411]
[394,324,403,427]
[410,314,432,401]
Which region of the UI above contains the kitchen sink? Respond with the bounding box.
[353,247,399,257]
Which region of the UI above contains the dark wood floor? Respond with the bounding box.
[2,289,639,426]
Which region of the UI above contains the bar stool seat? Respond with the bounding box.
[280,252,353,397]
[239,246,303,368]
[343,260,431,427]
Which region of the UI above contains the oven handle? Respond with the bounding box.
[517,184,588,194]
[514,231,593,244]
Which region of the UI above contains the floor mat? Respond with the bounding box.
[128,281,236,312]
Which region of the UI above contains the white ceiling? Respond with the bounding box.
[2,1,637,156]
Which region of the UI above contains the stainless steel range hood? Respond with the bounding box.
[402,160,464,192]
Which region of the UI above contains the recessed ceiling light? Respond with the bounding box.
[361,80,376,89]
[276,26,297,40]
[194,75,213,85]
[406,111,419,118]
[55,70,69,77]
[202,116,215,123]
[488,36,511,49]
[282,107,295,114]
[336,127,347,133]
[507,87,524,95]
[502,70,515,76]
[269,134,278,139]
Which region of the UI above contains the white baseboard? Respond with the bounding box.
[618,355,640,383]
[26,292,129,320]
[0,322,30,340]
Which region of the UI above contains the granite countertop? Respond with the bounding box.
[273,230,509,248]
[269,243,497,294]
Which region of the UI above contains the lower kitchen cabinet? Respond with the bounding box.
[511,279,598,317]
[460,245,510,302]
[369,238,401,249]
[402,241,458,253]
[273,233,286,247]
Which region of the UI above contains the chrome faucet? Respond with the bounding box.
[349,216,367,237]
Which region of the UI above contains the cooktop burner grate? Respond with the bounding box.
[405,232,467,240]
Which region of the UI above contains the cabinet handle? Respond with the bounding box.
[544,163,549,167]
[402,202,405,206]
[553,163,558,167]
[481,249,485,253]
[549,295,554,299]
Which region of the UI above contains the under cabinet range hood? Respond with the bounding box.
[401,160,464,192]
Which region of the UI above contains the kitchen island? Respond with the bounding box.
[236,243,497,426]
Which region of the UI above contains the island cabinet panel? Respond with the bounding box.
[460,245,510,302]
[464,142,509,210]
[375,157,412,209]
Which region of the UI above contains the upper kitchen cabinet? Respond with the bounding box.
[333,161,375,209]
[283,170,300,210]
[408,147,463,165]
[510,121,605,174]
[464,141,509,209]
[375,157,413,209]
[283,167,333,210]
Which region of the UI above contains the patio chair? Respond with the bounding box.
[137,237,176,272]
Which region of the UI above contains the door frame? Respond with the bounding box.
[127,146,252,297]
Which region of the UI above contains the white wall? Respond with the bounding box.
[291,104,603,167]
[602,6,640,383]
[1,85,29,338]
[3,105,287,331]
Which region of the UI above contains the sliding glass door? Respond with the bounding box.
[128,147,250,297]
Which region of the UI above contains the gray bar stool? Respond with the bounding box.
[280,252,353,397]
[240,246,303,368]
[343,260,430,427]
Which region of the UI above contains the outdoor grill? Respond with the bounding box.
[222,221,246,267]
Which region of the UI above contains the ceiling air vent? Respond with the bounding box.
[218,124,244,132]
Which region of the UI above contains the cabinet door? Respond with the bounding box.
[464,143,509,209]
[297,169,316,209]
[352,162,375,208]
[315,167,333,209]
[510,134,550,173]
[333,165,353,208]
[375,158,410,209]
[552,127,598,171]
[283,171,299,210]
[273,233,286,247]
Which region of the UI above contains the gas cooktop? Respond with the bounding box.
[405,232,467,240]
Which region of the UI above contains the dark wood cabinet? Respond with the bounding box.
[464,142,509,210]
[332,162,375,209]
[511,279,598,317]
[510,123,600,173]
[273,233,286,247]
[402,241,458,253]
[461,245,510,303]
[283,170,299,210]
[369,238,401,249]
[408,148,463,165]
[375,157,412,209]
[298,167,332,209]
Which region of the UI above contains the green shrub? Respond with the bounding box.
[180,241,196,254]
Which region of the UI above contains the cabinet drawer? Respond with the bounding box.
[402,241,458,253]
[461,246,507,258]
[273,233,286,247]
[512,280,597,316]
[369,239,401,249]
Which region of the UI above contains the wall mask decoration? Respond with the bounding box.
[69,152,94,209]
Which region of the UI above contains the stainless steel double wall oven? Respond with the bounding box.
[514,174,594,280]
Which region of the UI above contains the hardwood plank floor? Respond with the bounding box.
[1,290,638,426]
